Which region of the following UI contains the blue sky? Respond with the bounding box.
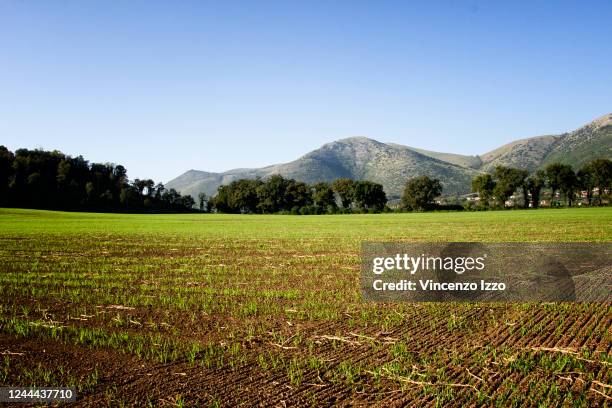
[1,1,611,183]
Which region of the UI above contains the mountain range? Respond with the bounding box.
[167,113,612,199]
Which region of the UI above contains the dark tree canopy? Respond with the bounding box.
[353,180,387,211]
[331,178,355,209]
[545,163,575,206]
[469,159,610,210]
[471,173,495,207]
[229,178,263,213]
[586,158,612,204]
[401,176,442,211]
[526,170,546,208]
[558,167,577,206]
[285,180,312,211]
[209,180,268,214]
[209,175,387,214]
[255,175,291,213]
[0,146,195,212]
[492,166,529,206]
[311,182,337,212]
[198,192,208,212]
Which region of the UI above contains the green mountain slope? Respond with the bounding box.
[167,137,480,199]
[542,113,612,168]
[394,145,483,169]
[167,113,612,200]
[479,135,559,172]
[480,113,612,172]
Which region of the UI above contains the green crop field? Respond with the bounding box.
[0,208,610,407]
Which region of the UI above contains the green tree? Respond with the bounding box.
[545,163,576,206]
[0,146,15,206]
[471,174,495,208]
[493,166,528,208]
[256,175,290,213]
[559,167,577,206]
[401,176,442,211]
[311,182,337,213]
[577,165,595,205]
[133,179,146,195]
[143,179,155,197]
[210,185,231,213]
[0,146,193,213]
[0,146,15,204]
[180,195,195,209]
[198,192,208,212]
[331,178,355,210]
[112,165,128,195]
[229,179,263,213]
[154,183,165,200]
[119,186,138,207]
[160,188,182,209]
[588,158,612,205]
[285,180,312,211]
[545,163,567,206]
[353,180,387,212]
[526,170,546,208]
[85,181,95,203]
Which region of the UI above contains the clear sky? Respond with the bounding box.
[1,1,611,183]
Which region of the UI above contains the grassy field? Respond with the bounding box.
[0,207,610,407]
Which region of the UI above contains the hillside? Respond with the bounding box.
[396,145,483,169]
[542,113,612,168]
[167,137,479,199]
[480,113,612,172]
[167,113,612,199]
[479,135,559,172]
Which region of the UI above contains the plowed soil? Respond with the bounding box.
[0,209,610,407]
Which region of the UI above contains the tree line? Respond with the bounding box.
[2,145,608,214]
[0,146,196,212]
[470,159,612,209]
[206,175,388,214]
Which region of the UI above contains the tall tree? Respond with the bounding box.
[311,182,337,212]
[353,180,387,211]
[210,185,231,213]
[545,163,569,207]
[331,178,355,210]
[285,180,312,211]
[545,163,576,206]
[133,179,148,196]
[471,173,495,207]
[493,166,528,208]
[0,147,194,212]
[154,183,165,200]
[526,170,546,208]
[198,192,208,212]
[577,165,595,205]
[559,167,577,206]
[588,158,612,205]
[0,146,15,206]
[401,176,442,211]
[256,175,289,213]
[179,195,195,209]
[230,179,263,213]
[143,179,155,197]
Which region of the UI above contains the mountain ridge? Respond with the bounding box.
[167,113,612,199]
